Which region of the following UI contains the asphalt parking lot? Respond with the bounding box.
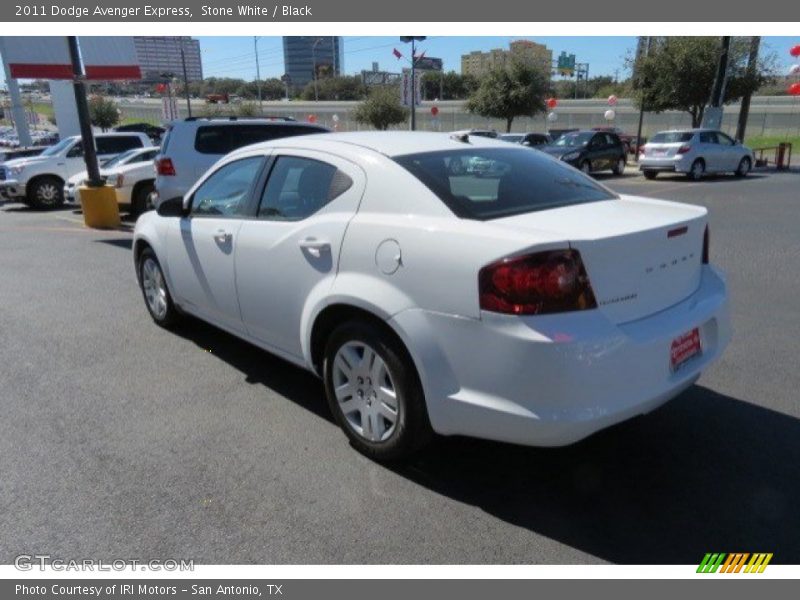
[1,168,799,565]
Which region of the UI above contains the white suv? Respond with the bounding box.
[0,132,151,209]
[153,117,328,206]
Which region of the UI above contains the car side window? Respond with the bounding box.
[190,157,264,217]
[699,132,718,144]
[717,133,735,146]
[97,137,141,155]
[258,156,352,221]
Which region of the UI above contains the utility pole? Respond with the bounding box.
[254,36,263,113]
[67,36,102,187]
[634,36,652,163]
[736,36,761,142]
[702,36,731,129]
[401,36,426,131]
[312,37,323,102]
[179,39,192,118]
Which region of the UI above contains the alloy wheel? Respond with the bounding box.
[141,257,168,320]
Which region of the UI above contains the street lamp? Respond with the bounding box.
[400,36,426,131]
[311,37,323,102]
[254,36,263,114]
[178,38,192,118]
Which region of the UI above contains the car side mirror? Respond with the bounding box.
[156,196,186,217]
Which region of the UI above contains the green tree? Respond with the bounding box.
[466,61,549,132]
[88,95,120,131]
[420,70,479,100]
[631,37,775,127]
[300,76,367,101]
[353,86,408,130]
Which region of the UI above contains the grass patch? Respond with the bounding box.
[745,135,800,149]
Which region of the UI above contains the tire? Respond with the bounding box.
[612,156,626,176]
[579,160,592,175]
[323,320,433,461]
[137,248,179,328]
[27,176,64,210]
[735,157,751,178]
[643,170,658,180]
[131,181,154,217]
[688,159,705,181]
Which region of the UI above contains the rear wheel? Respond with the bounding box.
[643,170,658,180]
[131,181,154,217]
[612,156,626,176]
[27,176,64,209]
[735,156,751,178]
[688,159,705,181]
[323,320,433,461]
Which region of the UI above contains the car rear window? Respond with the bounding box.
[650,132,693,144]
[394,147,617,221]
[194,124,326,155]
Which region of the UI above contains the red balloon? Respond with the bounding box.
[546,97,558,109]
[155,83,166,93]
[791,44,800,58]
[307,114,317,123]
[789,82,800,96]
[431,106,439,117]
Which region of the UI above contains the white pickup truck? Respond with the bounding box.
[0,132,150,209]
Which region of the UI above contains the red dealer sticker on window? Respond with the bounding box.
[671,327,702,371]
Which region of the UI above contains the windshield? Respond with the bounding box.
[650,132,694,144]
[553,132,594,147]
[500,134,523,143]
[40,137,76,156]
[394,147,617,221]
[102,148,140,168]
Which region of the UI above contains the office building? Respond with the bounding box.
[133,37,203,82]
[461,40,552,78]
[283,37,343,90]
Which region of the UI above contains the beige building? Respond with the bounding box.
[461,40,552,78]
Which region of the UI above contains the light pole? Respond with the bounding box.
[254,36,263,113]
[178,38,192,117]
[400,36,426,131]
[311,37,323,102]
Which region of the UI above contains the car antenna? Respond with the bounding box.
[450,132,470,144]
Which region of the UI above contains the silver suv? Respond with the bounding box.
[639,129,754,181]
[153,117,329,206]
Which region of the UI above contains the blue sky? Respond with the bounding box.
[197,36,800,81]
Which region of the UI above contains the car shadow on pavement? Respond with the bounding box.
[161,316,800,564]
[394,385,800,564]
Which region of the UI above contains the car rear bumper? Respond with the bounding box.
[391,265,730,447]
[639,156,692,173]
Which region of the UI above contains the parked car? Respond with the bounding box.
[539,130,627,175]
[115,122,166,145]
[64,146,159,215]
[639,129,754,181]
[547,128,579,141]
[592,126,639,155]
[133,132,730,460]
[0,146,47,163]
[153,117,329,206]
[0,132,151,209]
[500,132,552,147]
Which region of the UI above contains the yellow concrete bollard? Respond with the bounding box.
[79,184,120,229]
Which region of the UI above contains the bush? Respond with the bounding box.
[88,95,120,131]
[353,86,408,130]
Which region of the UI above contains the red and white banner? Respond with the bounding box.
[1,36,140,80]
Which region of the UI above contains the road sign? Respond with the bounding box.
[557,51,576,76]
[400,71,421,107]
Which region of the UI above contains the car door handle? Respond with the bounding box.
[214,229,232,243]
[298,237,330,258]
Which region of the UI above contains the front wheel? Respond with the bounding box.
[323,320,433,461]
[735,157,751,178]
[579,160,592,175]
[643,170,658,180]
[138,248,179,327]
[131,181,155,217]
[28,176,64,209]
[688,159,705,181]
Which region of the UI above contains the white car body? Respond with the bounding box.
[639,129,755,178]
[134,132,731,452]
[0,132,150,207]
[64,146,158,208]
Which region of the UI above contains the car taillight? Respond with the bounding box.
[156,157,175,176]
[479,249,598,315]
[702,225,709,264]
[677,145,691,154]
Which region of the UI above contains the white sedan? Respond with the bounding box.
[65,146,159,215]
[133,132,731,460]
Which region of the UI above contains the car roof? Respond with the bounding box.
[229,131,512,159]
